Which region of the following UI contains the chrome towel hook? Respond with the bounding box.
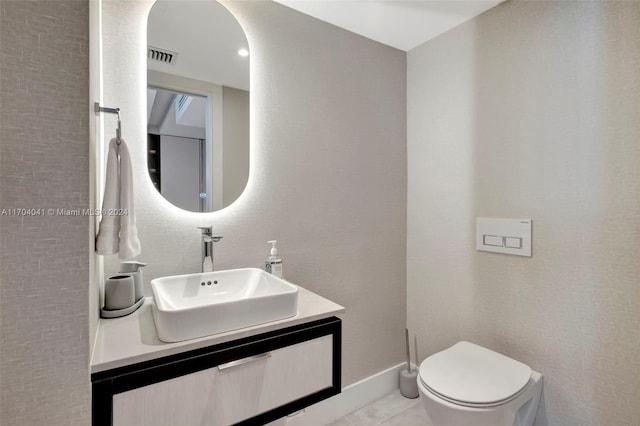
[94,102,122,145]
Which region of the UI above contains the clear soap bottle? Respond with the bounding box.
[265,240,283,278]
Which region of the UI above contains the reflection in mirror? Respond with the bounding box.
[147,0,249,212]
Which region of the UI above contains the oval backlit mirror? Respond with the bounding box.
[147,0,249,212]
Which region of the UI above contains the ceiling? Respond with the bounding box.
[273,0,505,51]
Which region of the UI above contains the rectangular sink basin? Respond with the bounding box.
[151,268,298,343]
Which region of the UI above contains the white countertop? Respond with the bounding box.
[91,287,345,373]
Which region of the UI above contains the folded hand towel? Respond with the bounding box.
[96,138,120,255]
[96,138,141,259]
[116,140,141,259]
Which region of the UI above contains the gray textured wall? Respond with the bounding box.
[100,0,407,386]
[0,1,90,425]
[407,1,640,424]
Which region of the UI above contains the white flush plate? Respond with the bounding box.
[476,218,532,257]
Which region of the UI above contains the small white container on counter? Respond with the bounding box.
[104,275,135,310]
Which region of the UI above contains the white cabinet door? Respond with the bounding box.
[113,335,333,426]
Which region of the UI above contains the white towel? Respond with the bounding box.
[96,138,141,259]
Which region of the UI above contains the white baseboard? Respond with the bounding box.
[278,362,415,426]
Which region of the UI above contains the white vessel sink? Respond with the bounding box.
[151,268,299,343]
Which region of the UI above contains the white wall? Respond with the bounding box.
[407,1,640,424]
[100,0,407,386]
[160,135,203,212]
[222,86,249,207]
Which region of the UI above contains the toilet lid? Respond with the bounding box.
[419,341,532,405]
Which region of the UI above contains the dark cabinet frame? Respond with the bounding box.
[92,317,341,426]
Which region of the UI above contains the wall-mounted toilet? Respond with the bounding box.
[418,341,543,426]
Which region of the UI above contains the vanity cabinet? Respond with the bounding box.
[92,317,341,426]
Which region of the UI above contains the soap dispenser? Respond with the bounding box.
[119,260,147,302]
[265,240,283,278]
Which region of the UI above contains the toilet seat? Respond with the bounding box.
[419,341,532,408]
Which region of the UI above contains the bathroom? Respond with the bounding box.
[0,0,639,424]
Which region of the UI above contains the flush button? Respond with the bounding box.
[505,237,522,249]
[483,235,503,247]
[476,218,532,257]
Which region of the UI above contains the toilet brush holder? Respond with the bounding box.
[400,328,419,398]
[400,368,419,399]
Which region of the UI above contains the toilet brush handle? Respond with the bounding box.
[405,328,412,372]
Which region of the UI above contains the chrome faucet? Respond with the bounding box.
[197,226,223,272]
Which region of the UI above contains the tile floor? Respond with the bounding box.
[328,390,432,426]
